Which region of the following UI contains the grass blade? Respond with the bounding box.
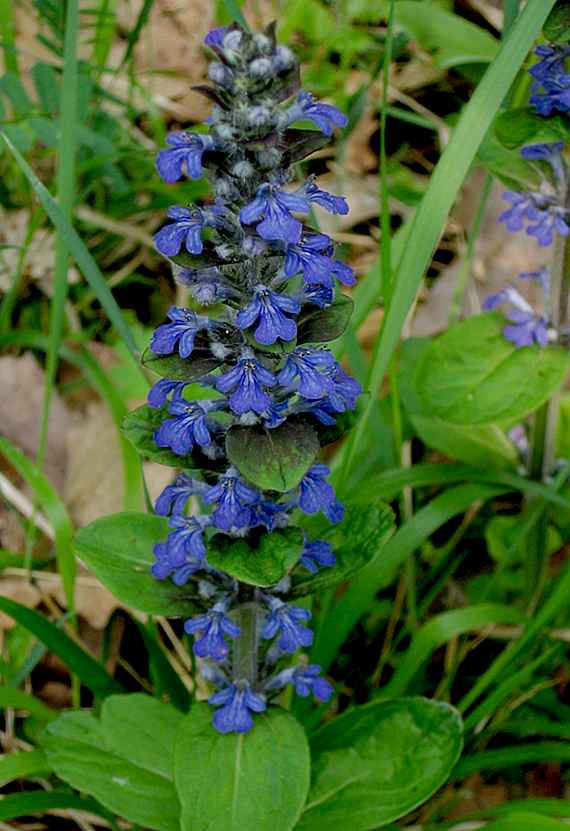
[0,597,124,698]
[0,437,75,608]
[454,743,570,777]
[0,686,56,721]
[0,791,109,822]
[338,0,557,482]
[0,750,50,788]
[312,483,506,670]
[0,134,142,369]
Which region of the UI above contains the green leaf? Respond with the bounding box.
[0,597,124,698]
[226,421,319,492]
[394,2,499,67]
[411,414,518,469]
[477,130,541,190]
[43,696,183,831]
[495,107,570,149]
[482,812,570,831]
[297,697,463,831]
[290,503,394,597]
[174,703,310,831]
[122,404,195,468]
[0,686,56,721]
[413,314,570,426]
[142,346,222,380]
[74,512,202,616]
[297,295,354,344]
[207,527,304,587]
[31,62,60,113]
[0,749,50,787]
[0,790,108,822]
[544,0,570,43]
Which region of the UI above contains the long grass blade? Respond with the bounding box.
[337,0,557,483]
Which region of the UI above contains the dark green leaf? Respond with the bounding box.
[175,703,310,831]
[42,696,183,831]
[74,512,202,616]
[0,749,50,787]
[413,314,570,426]
[544,0,570,42]
[494,107,570,149]
[226,421,319,492]
[207,527,304,586]
[0,597,123,698]
[281,128,329,164]
[0,791,108,822]
[297,697,463,831]
[291,503,394,597]
[477,131,541,190]
[142,346,221,381]
[297,295,354,344]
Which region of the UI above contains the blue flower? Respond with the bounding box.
[154,207,209,256]
[295,464,344,524]
[521,142,565,184]
[203,469,259,530]
[266,663,333,702]
[529,45,570,115]
[298,179,349,215]
[299,539,336,574]
[529,45,570,86]
[204,26,228,50]
[236,285,300,345]
[300,282,335,308]
[155,473,205,516]
[261,597,313,653]
[260,399,289,429]
[151,515,209,584]
[184,601,241,662]
[209,682,267,734]
[250,499,290,531]
[156,132,216,183]
[216,354,276,415]
[484,283,549,348]
[277,347,335,399]
[326,366,362,412]
[150,306,210,358]
[154,398,214,455]
[284,234,355,288]
[499,191,570,246]
[147,379,188,408]
[240,184,309,243]
[284,91,347,136]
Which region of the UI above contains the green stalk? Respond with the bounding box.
[233,595,259,685]
[0,0,19,76]
[525,181,570,605]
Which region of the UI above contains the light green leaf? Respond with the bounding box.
[175,703,310,831]
[0,749,50,787]
[495,107,570,149]
[413,314,570,426]
[42,696,183,831]
[297,697,463,831]
[74,512,202,616]
[411,414,518,469]
[207,527,304,587]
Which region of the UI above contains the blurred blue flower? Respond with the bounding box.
[156,132,216,183]
[261,597,313,653]
[184,601,241,662]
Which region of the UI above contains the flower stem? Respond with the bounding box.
[233,592,259,686]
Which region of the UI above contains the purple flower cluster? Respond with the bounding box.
[529,45,570,116]
[145,23,360,733]
[484,270,552,348]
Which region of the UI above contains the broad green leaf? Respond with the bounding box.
[297,295,354,344]
[290,503,394,597]
[544,0,570,42]
[142,346,222,380]
[413,314,570,426]
[226,421,319,492]
[207,527,304,587]
[74,512,203,616]
[411,414,517,469]
[477,131,541,190]
[123,404,196,468]
[42,696,183,831]
[394,2,498,67]
[297,697,463,831]
[494,107,570,150]
[175,703,310,831]
[0,749,50,787]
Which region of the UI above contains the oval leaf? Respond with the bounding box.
[296,697,463,831]
[207,527,304,587]
[495,107,570,150]
[42,696,183,831]
[297,295,354,344]
[413,314,570,427]
[411,414,517,469]
[74,512,202,616]
[291,502,394,597]
[175,703,310,831]
[123,404,194,467]
[226,421,319,492]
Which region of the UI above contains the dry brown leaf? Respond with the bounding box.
[0,353,70,491]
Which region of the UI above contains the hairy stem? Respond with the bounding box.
[233,595,259,685]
